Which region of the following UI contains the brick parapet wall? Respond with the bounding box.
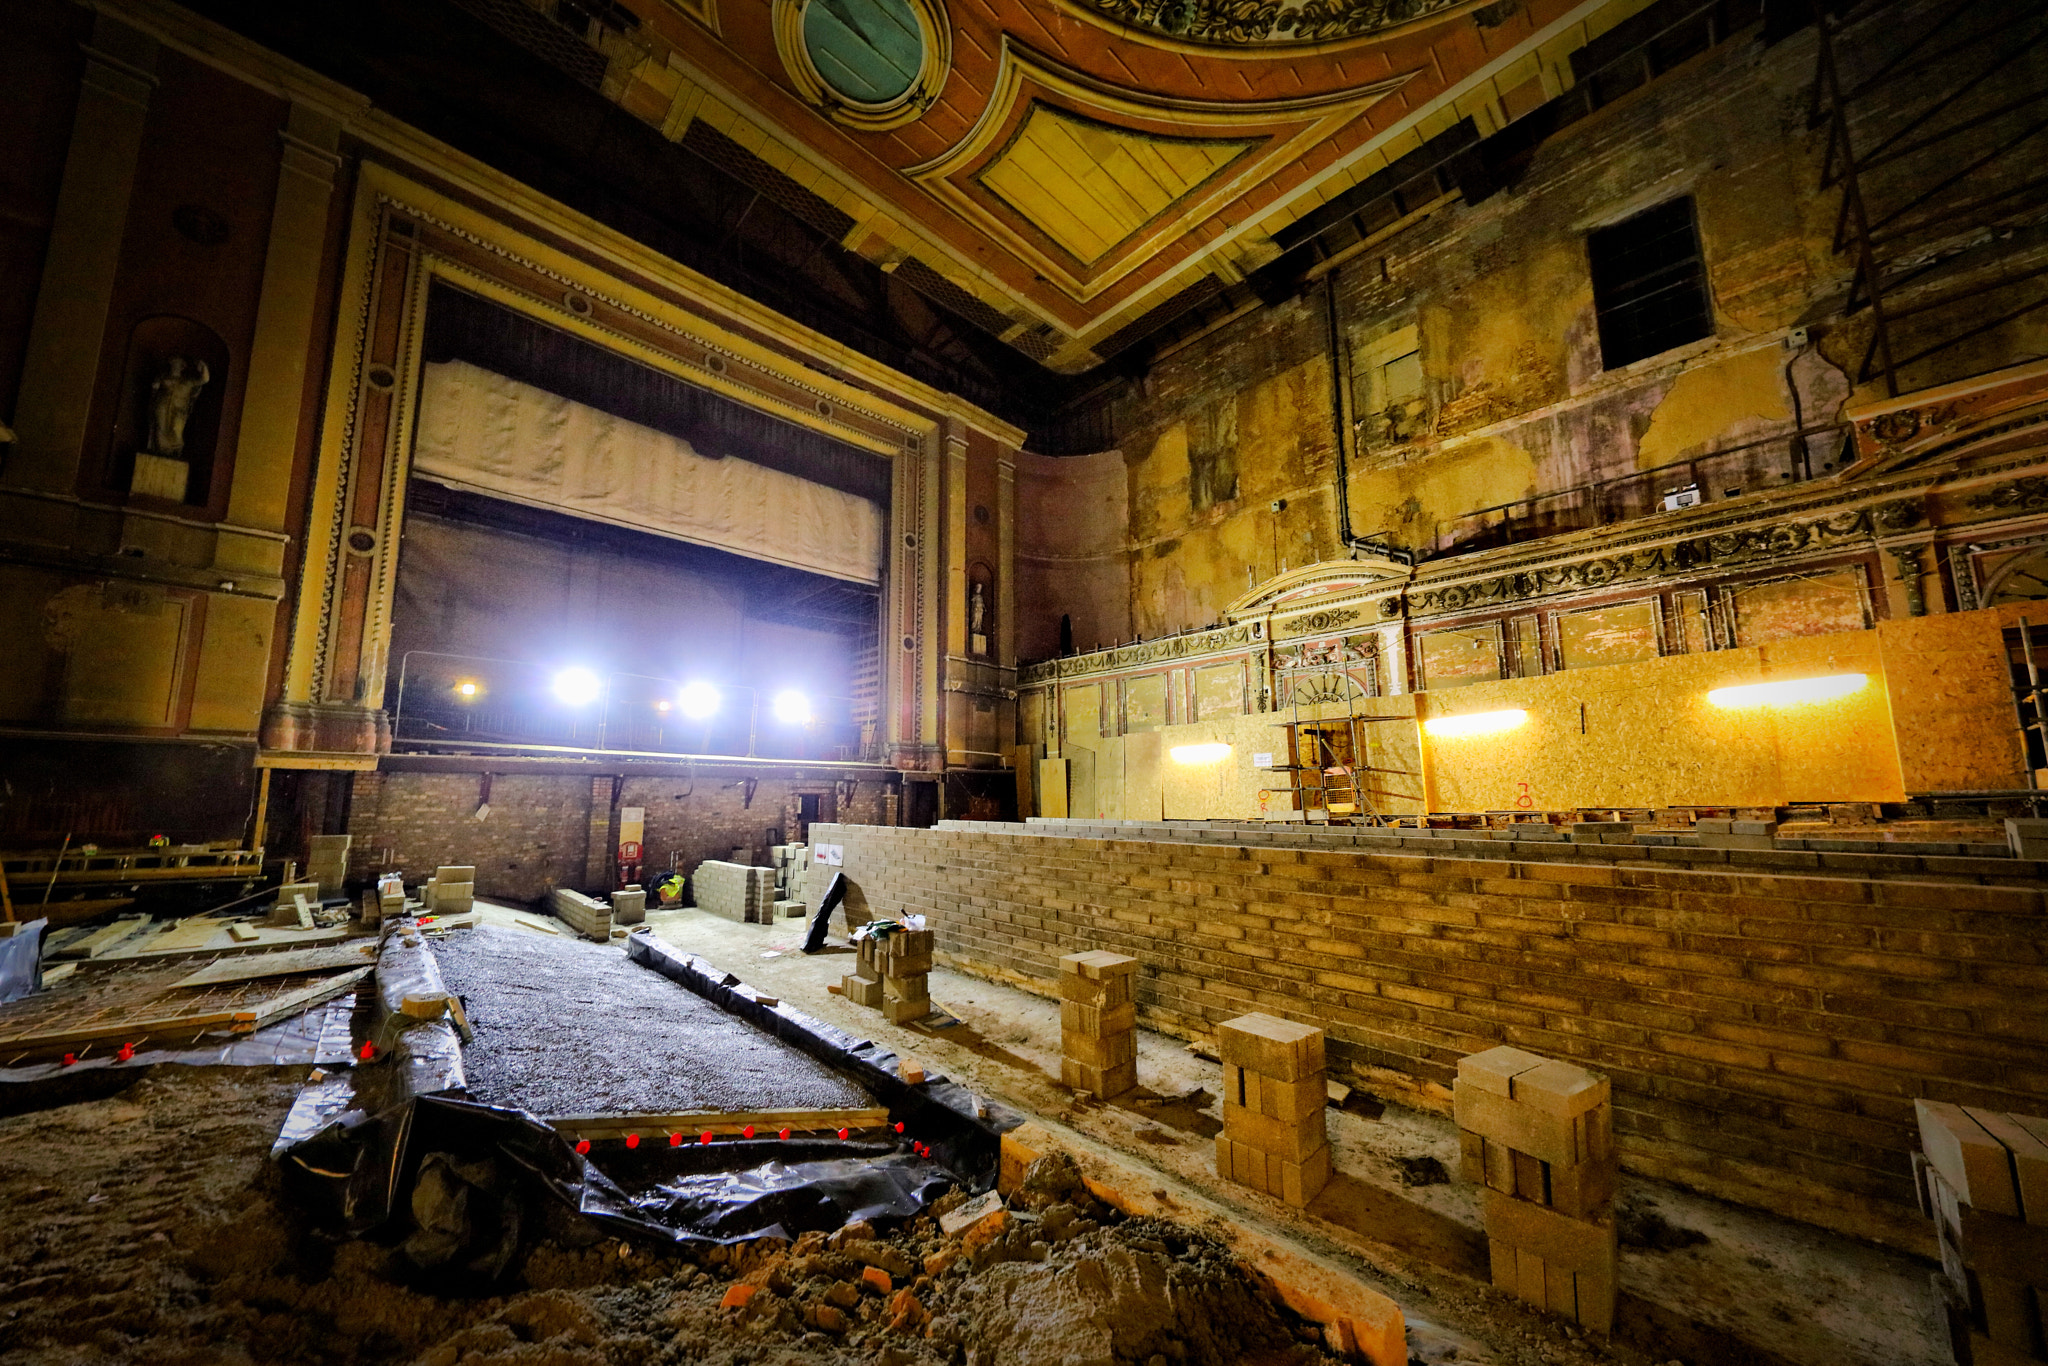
[809,822,2048,1248]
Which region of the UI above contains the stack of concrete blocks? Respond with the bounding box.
[694,860,777,922]
[1565,821,1634,844]
[549,887,612,941]
[307,834,351,898]
[845,928,935,1022]
[1454,1045,1617,1332]
[1059,951,1139,1099]
[1215,1012,1331,1207]
[611,884,646,925]
[422,866,475,914]
[770,844,807,919]
[1694,818,1778,849]
[268,880,321,928]
[1915,1099,2048,1365]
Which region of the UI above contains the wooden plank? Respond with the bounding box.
[545,1106,890,1139]
[245,968,373,1031]
[172,943,378,989]
[50,917,154,960]
[514,915,561,936]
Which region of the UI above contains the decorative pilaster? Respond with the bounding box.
[6,14,157,496]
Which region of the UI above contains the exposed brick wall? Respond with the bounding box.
[349,766,895,902]
[810,822,2048,1248]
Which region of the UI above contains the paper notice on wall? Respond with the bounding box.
[818,844,844,866]
[1252,752,1275,769]
[619,807,646,845]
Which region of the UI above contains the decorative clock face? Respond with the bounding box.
[803,0,924,104]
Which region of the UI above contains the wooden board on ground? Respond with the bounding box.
[97,922,351,963]
[514,915,561,936]
[172,942,379,989]
[49,917,154,960]
[0,963,374,1060]
[544,1106,890,1140]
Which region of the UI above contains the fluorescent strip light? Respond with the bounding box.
[1423,709,1528,738]
[1706,673,1868,708]
[1169,743,1231,764]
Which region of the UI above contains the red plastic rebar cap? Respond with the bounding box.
[575,1139,591,1155]
[625,1133,640,1149]
[359,1042,376,1060]
[743,1125,755,1139]
[778,1127,791,1140]
[60,1054,75,1067]
[669,1132,682,1147]
[699,1131,713,1145]
[894,1121,905,1134]
[837,1127,849,1140]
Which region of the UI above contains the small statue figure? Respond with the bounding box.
[969,578,988,637]
[147,357,210,458]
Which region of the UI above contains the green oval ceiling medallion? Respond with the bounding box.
[803,0,925,105]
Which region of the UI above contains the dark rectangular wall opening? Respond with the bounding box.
[1588,196,1714,369]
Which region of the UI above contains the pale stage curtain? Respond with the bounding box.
[412,359,884,585]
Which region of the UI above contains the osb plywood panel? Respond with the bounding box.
[1731,569,1869,646]
[1419,624,1502,690]
[1123,730,1163,821]
[1095,737,1126,820]
[1421,632,1905,811]
[1038,757,1069,818]
[1124,673,1167,732]
[1555,599,1660,671]
[1065,745,1095,820]
[1882,610,2028,793]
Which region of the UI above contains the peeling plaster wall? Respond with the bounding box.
[1027,20,2048,646]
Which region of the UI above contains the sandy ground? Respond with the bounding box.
[0,903,1947,1366]
[640,905,1950,1366]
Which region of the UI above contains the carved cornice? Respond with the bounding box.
[1082,0,1465,44]
[1971,476,2048,517]
[1017,621,1262,685]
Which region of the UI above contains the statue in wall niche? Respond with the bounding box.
[147,357,211,458]
[969,578,988,637]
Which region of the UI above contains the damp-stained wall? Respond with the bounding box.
[1014,448,1131,661]
[1021,15,2046,645]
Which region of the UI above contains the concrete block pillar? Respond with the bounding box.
[1216,1012,1330,1207]
[1454,1046,1617,1332]
[1059,950,1139,1098]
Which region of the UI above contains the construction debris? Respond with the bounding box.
[848,921,933,1024]
[171,942,378,989]
[1916,1099,2048,1363]
[48,916,154,961]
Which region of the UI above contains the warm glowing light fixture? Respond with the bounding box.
[772,689,812,725]
[1169,742,1231,764]
[677,681,720,720]
[1423,709,1529,738]
[1707,673,1868,708]
[454,680,480,699]
[551,667,602,707]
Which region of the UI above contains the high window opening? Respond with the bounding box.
[1588,197,1714,369]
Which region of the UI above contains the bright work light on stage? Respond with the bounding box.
[1707,673,1867,708]
[454,680,481,700]
[551,667,601,707]
[1169,743,1231,764]
[678,681,720,720]
[1424,708,1528,737]
[772,689,812,725]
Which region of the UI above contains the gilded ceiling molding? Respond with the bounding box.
[772,0,952,131]
[1045,0,1485,51]
[904,40,1405,302]
[1072,0,1470,46]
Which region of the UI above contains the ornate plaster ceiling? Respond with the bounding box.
[454,0,1636,369]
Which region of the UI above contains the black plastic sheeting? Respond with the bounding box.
[0,919,46,1006]
[275,919,1021,1257]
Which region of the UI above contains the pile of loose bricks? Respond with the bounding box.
[1915,1100,2048,1365]
[844,927,934,1023]
[1454,1045,1618,1332]
[1216,1012,1332,1208]
[1059,951,1139,1099]
[694,860,778,923]
[771,843,808,920]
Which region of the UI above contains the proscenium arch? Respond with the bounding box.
[271,158,985,765]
